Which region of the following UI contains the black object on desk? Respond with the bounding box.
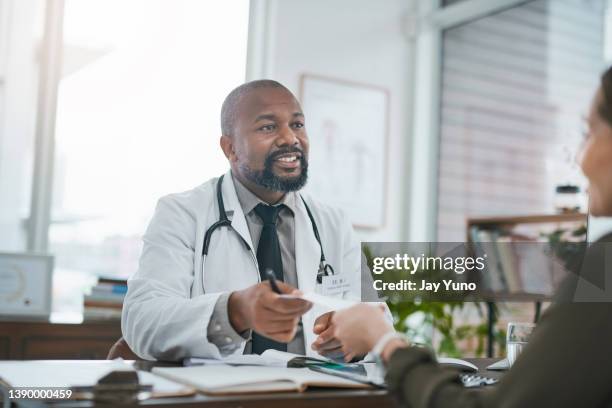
[71,371,152,404]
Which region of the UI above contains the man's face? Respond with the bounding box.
[229,87,309,192]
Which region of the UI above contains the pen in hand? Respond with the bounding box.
[267,269,306,302]
[266,269,282,294]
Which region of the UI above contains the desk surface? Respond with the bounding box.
[12,358,503,408]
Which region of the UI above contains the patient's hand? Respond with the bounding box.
[311,312,344,359]
[332,304,394,362]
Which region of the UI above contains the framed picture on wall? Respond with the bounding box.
[299,74,389,228]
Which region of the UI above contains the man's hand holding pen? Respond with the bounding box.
[228,270,312,343]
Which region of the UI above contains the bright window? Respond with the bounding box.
[50,0,249,313]
[0,0,45,252]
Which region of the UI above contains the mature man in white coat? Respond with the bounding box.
[122,79,384,361]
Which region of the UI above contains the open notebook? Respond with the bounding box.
[152,364,372,395]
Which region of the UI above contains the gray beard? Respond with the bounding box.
[240,159,308,192]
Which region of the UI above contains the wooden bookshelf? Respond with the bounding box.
[466,212,587,357]
[467,212,587,300]
[466,213,587,241]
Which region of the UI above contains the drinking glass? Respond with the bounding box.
[506,322,535,367]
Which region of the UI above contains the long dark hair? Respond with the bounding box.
[599,66,612,127]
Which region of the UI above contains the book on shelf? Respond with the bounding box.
[83,306,123,320]
[84,291,125,303]
[97,276,128,286]
[476,229,544,294]
[495,236,522,292]
[513,243,554,294]
[91,282,128,295]
[469,231,492,290]
[471,228,507,292]
[83,277,127,320]
[469,222,573,296]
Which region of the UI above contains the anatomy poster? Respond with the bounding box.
[300,75,389,228]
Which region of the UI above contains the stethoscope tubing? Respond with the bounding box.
[200,174,334,288]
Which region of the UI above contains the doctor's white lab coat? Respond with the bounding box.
[122,170,383,361]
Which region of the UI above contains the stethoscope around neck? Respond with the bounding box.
[201,174,335,284]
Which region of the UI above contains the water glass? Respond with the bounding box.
[506,322,535,367]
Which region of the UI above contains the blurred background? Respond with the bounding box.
[1,0,612,357]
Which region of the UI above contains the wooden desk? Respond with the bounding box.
[45,384,397,408]
[10,358,503,408]
[43,389,397,408]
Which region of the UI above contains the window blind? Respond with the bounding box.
[437,0,605,241]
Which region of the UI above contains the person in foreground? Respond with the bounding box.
[332,67,612,408]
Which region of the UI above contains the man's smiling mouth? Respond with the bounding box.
[271,152,303,171]
[273,152,302,163]
[277,155,298,163]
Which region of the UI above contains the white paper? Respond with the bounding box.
[186,353,286,367]
[0,360,188,394]
[437,357,478,372]
[0,360,132,388]
[300,292,357,310]
[185,350,327,367]
[279,292,357,311]
[486,358,510,371]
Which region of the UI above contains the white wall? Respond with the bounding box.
[257,0,416,242]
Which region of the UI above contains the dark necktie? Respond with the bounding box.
[251,203,287,354]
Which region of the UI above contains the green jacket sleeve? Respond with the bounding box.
[385,302,612,408]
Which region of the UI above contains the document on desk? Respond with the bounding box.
[185,349,331,367]
[152,364,371,395]
[0,360,194,397]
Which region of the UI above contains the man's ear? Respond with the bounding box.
[220,135,235,161]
